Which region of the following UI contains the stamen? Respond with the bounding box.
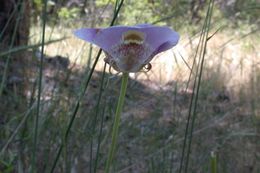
[122,30,145,44]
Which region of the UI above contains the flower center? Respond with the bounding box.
[122,30,145,45]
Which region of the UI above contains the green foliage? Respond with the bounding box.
[95,0,117,6]
[1,0,259,172]
[234,0,260,23]
[0,158,14,173]
[33,0,43,11]
[121,0,163,25]
[120,0,208,29]
[58,7,81,20]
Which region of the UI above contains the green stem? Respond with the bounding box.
[105,73,129,173]
[210,152,217,173]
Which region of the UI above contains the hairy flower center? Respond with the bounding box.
[105,42,152,72]
[104,30,152,72]
[122,30,145,44]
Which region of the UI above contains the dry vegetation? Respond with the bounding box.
[21,20,259,172]
[1,0,259,172]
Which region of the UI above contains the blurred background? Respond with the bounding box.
[0,0,259,172]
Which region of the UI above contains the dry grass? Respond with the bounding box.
[32,23,260,85]
[1,20,258,172]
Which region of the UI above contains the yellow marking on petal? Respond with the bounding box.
[122,30,145,45]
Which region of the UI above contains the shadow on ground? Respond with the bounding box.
[0,50,259,173]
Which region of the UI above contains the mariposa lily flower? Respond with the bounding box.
[74,24,179,73]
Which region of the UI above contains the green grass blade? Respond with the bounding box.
[90,63,107,173]
[184,1,215,173]
[0,103,36,156]
[179,1,215,173]
[0,38,66,58]
[49,1,124,171]
[49,49,102,173]
[31,0,48,172]
[94,100,107,173]
[0,0,24,97]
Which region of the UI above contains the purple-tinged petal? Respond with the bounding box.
[75,26,142,51]
[139,26,179,53]
[134,24,153,28]
[74,25,179,54]
[74,28,100,45]
[74,24,180,72]
[155,41,177,54]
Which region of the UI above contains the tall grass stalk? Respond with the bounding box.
[0,103,36,156]
[93,69,109,173]
[0,38,66,58]
[0,0,24,97]
[184,1,214,172]
[105,73,129,173]
[90,63,107,173]
[179,0,215,173]
[49,49,102,173]
[49,0,124,172]
[0,2,17,41]
[31,0,48,172]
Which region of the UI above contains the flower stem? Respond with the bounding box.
[105,73,129,173]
